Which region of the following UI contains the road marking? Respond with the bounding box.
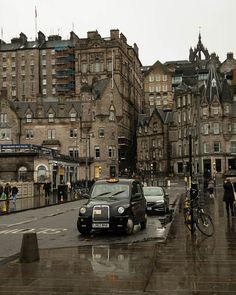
[0,228,68,235]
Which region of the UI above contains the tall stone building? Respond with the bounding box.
[0,29,143,181]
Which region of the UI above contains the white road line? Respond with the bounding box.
[6,218,38,227]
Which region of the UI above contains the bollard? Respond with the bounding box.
[19,233,40,263]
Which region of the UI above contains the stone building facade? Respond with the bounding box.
[0,29,143,180]
[137,34,236,180]
[142,60,173,114]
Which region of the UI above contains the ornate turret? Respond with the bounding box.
[189,33,210,65]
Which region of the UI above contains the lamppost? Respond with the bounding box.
[189,133,194,235]
[85,134,91,189]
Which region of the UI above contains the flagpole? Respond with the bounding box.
[35,6,38,40]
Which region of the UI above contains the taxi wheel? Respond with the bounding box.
[124,217,134,235]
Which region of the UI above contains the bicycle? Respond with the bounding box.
[183,191,214,237]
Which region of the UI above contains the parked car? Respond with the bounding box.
[143,186,169,214]
[77,178,147,235]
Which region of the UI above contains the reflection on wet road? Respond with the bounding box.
[0,185,236,294]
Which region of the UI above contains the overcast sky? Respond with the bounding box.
[1,0,235,66]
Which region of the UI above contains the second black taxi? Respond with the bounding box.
[77,178,147,235]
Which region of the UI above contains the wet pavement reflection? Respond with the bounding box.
[0,184,236,294]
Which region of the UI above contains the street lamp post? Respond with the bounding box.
[189,134,194,234]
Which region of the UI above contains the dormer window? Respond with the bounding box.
[48,113,54,123]
[70,112,76,122]
[212,107,218,115]
[26,113,32,123]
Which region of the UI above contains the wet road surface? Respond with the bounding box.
[0,183,236,294]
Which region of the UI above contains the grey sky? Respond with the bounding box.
[1,0,235,65]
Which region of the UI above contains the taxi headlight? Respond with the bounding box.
[118,206,125,214]
[79,207,87,214]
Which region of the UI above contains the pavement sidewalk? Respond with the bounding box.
[0,183,235,294]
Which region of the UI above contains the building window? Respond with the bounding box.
[149,86,154,92]
[81,63,88,73]
[162,84,167,92]
[37,165,46,182]
[70,112,76,121]
[0,129,10,140]
[99,128,105,137]
[107,60,112,71]
[95,146,100,158]
[18,166,27,182]
[214,142,221,153]
[212,107,218,115]
[204,142,210,153]
[178,113,181,123]
[203,124,209,134]
[48,113,54,122]
[155,85,161,92]
[69,147,79,159]
[0,113,7,123]
[155,74,160,81]
[149,95,154,106]
[213,122,220,134]
[48,129,56,139]
[232,123,236,134]
[69,128,77,138]
[202,108,208,116]
[231,141,236,153]
[26,113,32,123]
[149,75,154,82]
[162,74,167,81]
[153,123,158,132]
[108,146,116,158]
[26,129,34,139]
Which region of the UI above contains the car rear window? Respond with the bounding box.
[143,187,163,196]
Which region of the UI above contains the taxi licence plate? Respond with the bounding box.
[92,223,109,228]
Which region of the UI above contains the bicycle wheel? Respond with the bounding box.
[196,212,214,237]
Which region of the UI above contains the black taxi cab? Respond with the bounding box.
[77,178,147,235]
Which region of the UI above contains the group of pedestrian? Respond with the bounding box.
[0,183,19,213]
[206,176,235,218]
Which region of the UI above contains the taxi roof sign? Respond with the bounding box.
[106,178,119,183]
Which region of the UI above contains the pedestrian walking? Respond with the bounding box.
[4,183,12,213]
[223,178,236,218]
[11,185,19,211]
[43,181,51,205]
[207,178,215,198]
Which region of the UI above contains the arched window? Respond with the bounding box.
[37,165,46,182]
[18,166,27,182]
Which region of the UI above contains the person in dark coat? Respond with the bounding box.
[223,178,235,217]
[43,181,51,205]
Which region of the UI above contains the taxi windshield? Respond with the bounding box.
[91,183,129,200]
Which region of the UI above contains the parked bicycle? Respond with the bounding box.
[183,190,214,237]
